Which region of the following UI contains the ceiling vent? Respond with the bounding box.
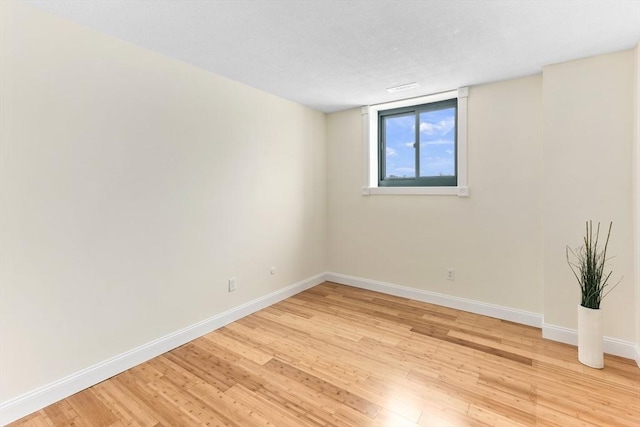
[386,82,420,93]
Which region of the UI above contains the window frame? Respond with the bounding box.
[379,98,458,187]
[362,88,469,196]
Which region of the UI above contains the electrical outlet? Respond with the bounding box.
[447,269,455,281]
[228,277,236,292]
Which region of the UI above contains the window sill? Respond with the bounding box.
[362,186,469,196]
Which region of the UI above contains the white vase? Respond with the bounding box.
[577,304,603,369]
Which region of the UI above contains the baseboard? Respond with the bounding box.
[0,273,325,426]
[325,272,543,328]
[542,323,639,361]
[636,344,640,368]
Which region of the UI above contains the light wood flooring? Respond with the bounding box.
[9,282,640,426]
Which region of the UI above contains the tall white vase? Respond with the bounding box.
[577,304,603,368]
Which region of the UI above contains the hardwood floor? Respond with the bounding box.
[9,282,640,426]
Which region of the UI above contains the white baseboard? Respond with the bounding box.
[325,272,543,328]
[636,344,640,368]
[542,323,640,362]
[0,273,325,426]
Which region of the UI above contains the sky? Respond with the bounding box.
[383,107,455,179]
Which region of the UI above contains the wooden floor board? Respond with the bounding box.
[9,282,640,426]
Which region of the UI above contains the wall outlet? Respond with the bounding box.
[447,269,455,281]
[228,277,236,292]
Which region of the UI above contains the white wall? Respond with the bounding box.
[0,1,327,402]
[327,75,544,313]
[542,50,636,342]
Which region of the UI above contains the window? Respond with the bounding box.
[362,88,468,196]
[379,98,457,187]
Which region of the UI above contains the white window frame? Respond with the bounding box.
[362,87,469,196]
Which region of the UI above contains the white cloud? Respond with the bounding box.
[386,147,398,157]
[403,142,416,148]
[445,149,454,155]
[420,117,454,136]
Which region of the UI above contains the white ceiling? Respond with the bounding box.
[23,0,640,113]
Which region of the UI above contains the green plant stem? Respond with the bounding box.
[566,221,620,310]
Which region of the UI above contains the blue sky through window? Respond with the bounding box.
[419,107,455,177]
[384,107,455,179]
[384,114,415,179]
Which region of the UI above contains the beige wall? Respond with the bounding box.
[327,49,638,345]
[542,50,636,341]
[328,75,544,313]
[0,2,327,401]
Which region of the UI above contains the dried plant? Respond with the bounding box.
[566,221,621,309]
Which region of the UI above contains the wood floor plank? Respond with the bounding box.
[66,388,121,427]
[8,282,640,426]
[183,381,249,426]
[233,358,371,427]
[264,358,381,418]
[41,399,80,426]
[8,412,53,427]
[111,372,194,426]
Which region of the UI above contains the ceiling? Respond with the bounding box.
[23,0,640,113]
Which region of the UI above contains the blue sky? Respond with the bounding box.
[384,107,455,178]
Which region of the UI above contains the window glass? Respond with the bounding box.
[419,107,456,178]
[379,99,457,187]
[383,113,415,180]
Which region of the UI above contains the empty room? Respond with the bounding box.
[1,0,639,426]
